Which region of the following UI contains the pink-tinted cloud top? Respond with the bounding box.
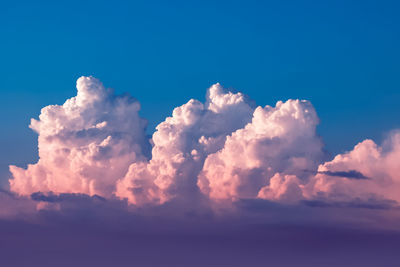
[8,77,400,209]
[9,77,149,197]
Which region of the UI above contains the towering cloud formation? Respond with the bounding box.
[10,77,150,197]
[116,84,254,204]
[8,77,400,208]
[198,100,324,202]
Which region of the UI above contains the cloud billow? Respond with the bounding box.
[9,77,150,197]
[8,77,400,209]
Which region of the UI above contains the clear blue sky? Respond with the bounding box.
[1,0,400,183]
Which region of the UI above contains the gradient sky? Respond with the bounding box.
[2,0,400,183]
[2,1,400,266]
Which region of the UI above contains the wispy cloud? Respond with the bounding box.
[317,170,370,180]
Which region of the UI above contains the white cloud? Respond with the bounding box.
[8,77,400,209]
[9,77,150,197]
[198,99,324,201]
[306,131,400,202]
[115,83,254,204]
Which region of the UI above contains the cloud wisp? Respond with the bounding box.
[7,76,400,212]
[317,170,370,180]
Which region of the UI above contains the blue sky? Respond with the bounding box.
[1,0,400,183]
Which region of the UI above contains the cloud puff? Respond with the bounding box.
[9,77,150,197]
[306,132,400,202]
[115,83,254,205]
[7,76,400,210]
[198,100,324,202]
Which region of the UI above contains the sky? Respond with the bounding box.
[2,0,400,180]
[1,0,400,266]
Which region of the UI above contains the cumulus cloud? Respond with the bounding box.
[115,83,254,205]
[5,77,400,267]
[198,99,324,202]
[9,77,150,197]
[306,132,400,203]
[7,76,400,210]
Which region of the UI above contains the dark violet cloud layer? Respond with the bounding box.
[2,216,400,267]
[1,189,400,267]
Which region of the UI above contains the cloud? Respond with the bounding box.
[7,76,400,212]
[30,191,106,203]
[4,76,400,267]
[3,192,400,267]
[198,99,324,202]
[9,77,150,197]
[0,189,37,218]
[317,170,370,180]
[115,83,255,205]
[306,132,400,202]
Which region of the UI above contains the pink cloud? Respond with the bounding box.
[9,77,149,197]
[306,131,400,202]
[198,100,324,201]
[116,83,254,204]
[7,77,400,210]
